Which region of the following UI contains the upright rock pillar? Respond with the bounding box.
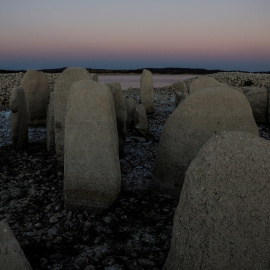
[21,69,50,126]
[54,67,92,165]
[64,80,121,212]
[164,131,270,269]
[140,69,154,114]
[9,86,28,150]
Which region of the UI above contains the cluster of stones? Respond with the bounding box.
[5,68,270,268]
[209,71,270,88]
[175,75,270,124]
[151,75,270,268]
[5,67,155,267]
[8,67,153,209]
[0,73,24,110]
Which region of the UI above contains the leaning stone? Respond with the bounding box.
[153,86,258,197]
[54,67,92,165]
[0,220,32,270]
[175,91,189,108]
[21,69,50,126]
[164,131,270,270]
[9,86,28,150]
[64,80,121,213]
[140,69,154,114]
[90,73,98,82]
[268,84,270,123]
[125,96,136,129]
[106,82,127,156]
[189,76,227,94]
[243,87,268,123]
[46,92,55,152]
[134,103,148,131]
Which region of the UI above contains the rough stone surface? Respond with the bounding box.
[189,75,227,94]
[1,76,270,269]
[175,91,189,108]
[106,82,127,156]
[64,80,121,213]
[9,86,28,150]
[164,131,270,270]
[140,69,154,114]
[21,70,50,126]
[46,92,55,152]
[134,103,148,131]
[54,67,91,165]
[90,73,98,82]
[125,96,136,129]
[243,87,268,123]
[153,86,258,197]
[0,220,32,270]
[268,85,270,123]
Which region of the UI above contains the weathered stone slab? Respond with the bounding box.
[189,76,227,94]
[134,103,148,131]
[90,73,98,82]
[21,69,50,126]
[106,82,127,156]
[242,87,268,123]
[9,86,28,150]
[125,96,136,129]
[54,67,91,165]
[175,91,189,108]
[153,86,258,197]
[46,92,55,152]
[164,131,270,269]
[64,80,121,212]
[140,69,154,114]
[0,220,32,270]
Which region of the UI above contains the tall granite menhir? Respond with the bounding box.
[54,67,92,165]
[140,69,154,114]
[106,82,127,156]
[164,131,270,269]
[9,86,28,150]
[153,86,258,197]
[21,69,50,126]
[64,80,121,212]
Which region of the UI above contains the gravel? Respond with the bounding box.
[1,72,270,269]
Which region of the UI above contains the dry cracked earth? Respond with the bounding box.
[1,88,270,270]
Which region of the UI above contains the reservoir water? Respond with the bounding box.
[98,74,197,90]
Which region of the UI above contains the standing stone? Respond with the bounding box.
[175,91,189,108]
[134,103,148,131]
[64,80,121,212]
[46,92,55,152]
[164,131,270,269]
[242,87,268,123]
[106,82,127,156]
[21,69,50,126]
[54,67,92,165]
[140,69,154,114]
[0,220,32,270]
[125,96,136,129]
[189,76,227,94]
[90,73,98,81]
[268,84,270,123]
[9,86,28,150]
[153,86,258,197]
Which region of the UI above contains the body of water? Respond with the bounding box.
[98,74,197,90]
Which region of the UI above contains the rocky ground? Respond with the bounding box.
[1,72,270,270]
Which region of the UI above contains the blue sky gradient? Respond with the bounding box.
[1,0,270,71]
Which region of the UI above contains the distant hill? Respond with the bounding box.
[0,67,269,74]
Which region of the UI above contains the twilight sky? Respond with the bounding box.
[0,0,270,72]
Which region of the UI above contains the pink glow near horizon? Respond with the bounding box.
[1,0,270,71]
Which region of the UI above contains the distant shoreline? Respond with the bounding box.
[1,67,269,75]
